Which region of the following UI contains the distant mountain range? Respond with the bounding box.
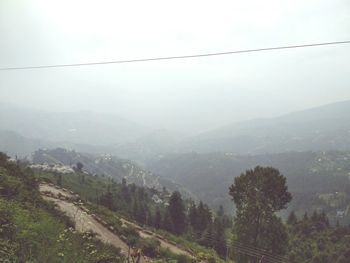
[0,106,149,146]
[1,100,350,160]
[0,129,122,158]
[0,105,182,160]
[1,100,350,223]
[0,130,46,157]
[180,100,350,154]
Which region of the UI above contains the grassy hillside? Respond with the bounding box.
[32,154,350,263]
[3,148,350,262]
[33,163,226,262]
[0,152,123,262]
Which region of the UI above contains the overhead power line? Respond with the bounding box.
[230,243,287,263]
[0,40,349,71]
[224,238,288,263]
[201,234,289,263]
[228,240,288,260]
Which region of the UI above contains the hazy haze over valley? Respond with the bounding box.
[2,1,350,262]
[0,0,350,225]
[1,0,350,133]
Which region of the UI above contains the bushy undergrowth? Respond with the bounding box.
[0,153,123,262]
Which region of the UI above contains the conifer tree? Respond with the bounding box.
[162,209,174,233]
[189,202,198,230]
[287,211,298,225]
[168,191,186,234]
[154,207,162,229]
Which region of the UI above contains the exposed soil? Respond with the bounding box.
[39,183,194,260]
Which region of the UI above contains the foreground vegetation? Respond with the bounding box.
[34,165,225,262]
[34,161,350,263]
[286,211,350,263]
[0,153,122,262]
[4,149,350,263]
[229,167,350,263]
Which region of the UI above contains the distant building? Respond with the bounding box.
[336,210,345,218]
[152,194,163,204]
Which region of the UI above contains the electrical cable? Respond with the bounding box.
[0,40,349,71]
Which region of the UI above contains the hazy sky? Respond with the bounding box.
[1,0,349,133]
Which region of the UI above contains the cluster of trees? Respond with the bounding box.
[188,202,231,256]
[229,166,350,263]
[160,192,231,256]
[34,158,350,262]
[286,210,350,263]
[99,178,155,225]
[97,177,231,257]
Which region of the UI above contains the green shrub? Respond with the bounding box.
[141,238,160,257]
[0,153,123,262]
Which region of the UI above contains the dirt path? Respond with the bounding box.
[139,231,193,257]
[39,184,74,198]
[39,184,145,262]
[39,183,194,259]
[120,218,194,258]
[43,196,129,253]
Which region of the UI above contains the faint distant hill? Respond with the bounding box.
[0,105,185,162]
[113,129,187,164]
[180,100,350,154]
[0,129,122,159]
[100,100,350,162]
[2,100,350,161]
[0,130,46,157]
[0,105,149,146]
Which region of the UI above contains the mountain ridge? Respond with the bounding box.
[180,100,350,154]
[1,99,350,160]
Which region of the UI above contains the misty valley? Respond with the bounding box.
[1,101,350,262]
[1,1,350,261]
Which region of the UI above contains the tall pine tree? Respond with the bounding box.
[168,191,186,234]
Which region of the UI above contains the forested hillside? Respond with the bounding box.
[28,147,350,225]
[148,151,350,224]
[31,148,188,197]
[33,159,227,262]
[2,149,350,262]
[32,159,350,262]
